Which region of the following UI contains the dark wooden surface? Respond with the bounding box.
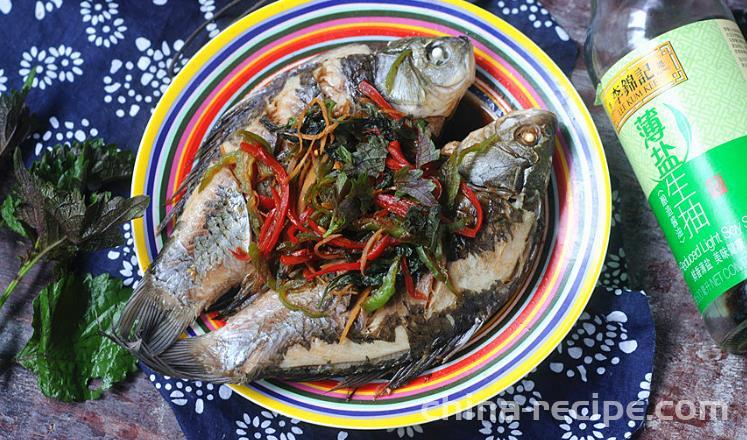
[1,2,746,439]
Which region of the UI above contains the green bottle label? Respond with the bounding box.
[598,19,747,312]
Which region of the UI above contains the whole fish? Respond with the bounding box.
[113,37,476,355]
[137,109,557,389]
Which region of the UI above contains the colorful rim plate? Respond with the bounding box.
[131,0,610,429]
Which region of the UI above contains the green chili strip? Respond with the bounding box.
[279,287,327,318]
[385,49,412,94]
[444,134,499,208]
[240,129,272,151]
[363,258,400,312]
[198,153,239,192]
[416,246,443,281]
[249,242,275,289]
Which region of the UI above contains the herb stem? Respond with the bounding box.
[0,238,66,312]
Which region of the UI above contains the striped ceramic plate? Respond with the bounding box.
[131,0,610,429]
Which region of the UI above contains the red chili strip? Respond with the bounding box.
[240,141,289,183]
[357,80,404,120]
[431,177,443,199]
[374,193,415,217]
[387,140,412,167]
[329,237,367,250]
[386,157,407,171]
[367,235,398,261]
[259,185,290,253]
[457,182,484,238]
[241,141,291,253]
[401,258,427,301]
[280,248,313,266]
[257,207,276,243]
[285,225,299,244]
[305,261,361,281]
[230,247,252,261]
[257,193,274,210]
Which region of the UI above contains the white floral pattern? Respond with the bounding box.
[637,372,651,400]
[0,69,7,93]
[199,0,220,38]
[35,0,62,20]
[235,410,304,440]
[495,0,568,40]
[549,311,638,382]
[103,37,185,118]
[558,407,609,440]
[610,190,622,228]
[148,374,233,415]
[81,0,127,48]
[106,223,142,287]
[31,116,99,156]
[498,379,542,412]
[599,248,628,289]
[0,0,11,14]
[19,44,84,90]
[479,413,522,440]
[387,425,424,438]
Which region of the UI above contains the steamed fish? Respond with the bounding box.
[113,36,476,356]
[127,108,556,389]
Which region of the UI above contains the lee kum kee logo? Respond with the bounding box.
[602,41,688,131]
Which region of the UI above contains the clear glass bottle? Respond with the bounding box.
[586,0,747,352]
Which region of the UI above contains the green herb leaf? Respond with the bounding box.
[0,73,35,163]
[403,205,441,248]
[1,194,29,238]
[9,144,148,257]
[350,135,388,177]
[0,142,148,316]
[335,172,373,231]
[414,120,439,167]
[394,167,437,207]
[16,272,137,402]
[29,138,134,193]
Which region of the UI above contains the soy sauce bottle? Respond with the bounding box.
[586,0,747,352]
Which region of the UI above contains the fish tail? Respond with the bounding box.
[145,336,234,383]
[113,275,197,355]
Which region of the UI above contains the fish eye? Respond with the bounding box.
[515,125,541,146]
[426,43,450,66]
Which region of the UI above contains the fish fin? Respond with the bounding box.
[329,371,387,393]
[148,335,234,383]
[384,319,483,392]
[157,92,268,235]
[206,275,261,319]
[113,276,197,355]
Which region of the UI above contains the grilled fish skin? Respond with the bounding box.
[113,37,476,356]
[143,109,557,388]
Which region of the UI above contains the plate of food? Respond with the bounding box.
[114,0,610,429]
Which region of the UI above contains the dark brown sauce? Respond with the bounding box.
[438,92,497,145]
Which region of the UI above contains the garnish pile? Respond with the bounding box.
[200,81,487,334]
[0,75,148,401]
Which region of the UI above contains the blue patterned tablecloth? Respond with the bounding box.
[0,1,656,439]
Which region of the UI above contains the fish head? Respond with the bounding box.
[455,108,557,204]
[375,36,475,119]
